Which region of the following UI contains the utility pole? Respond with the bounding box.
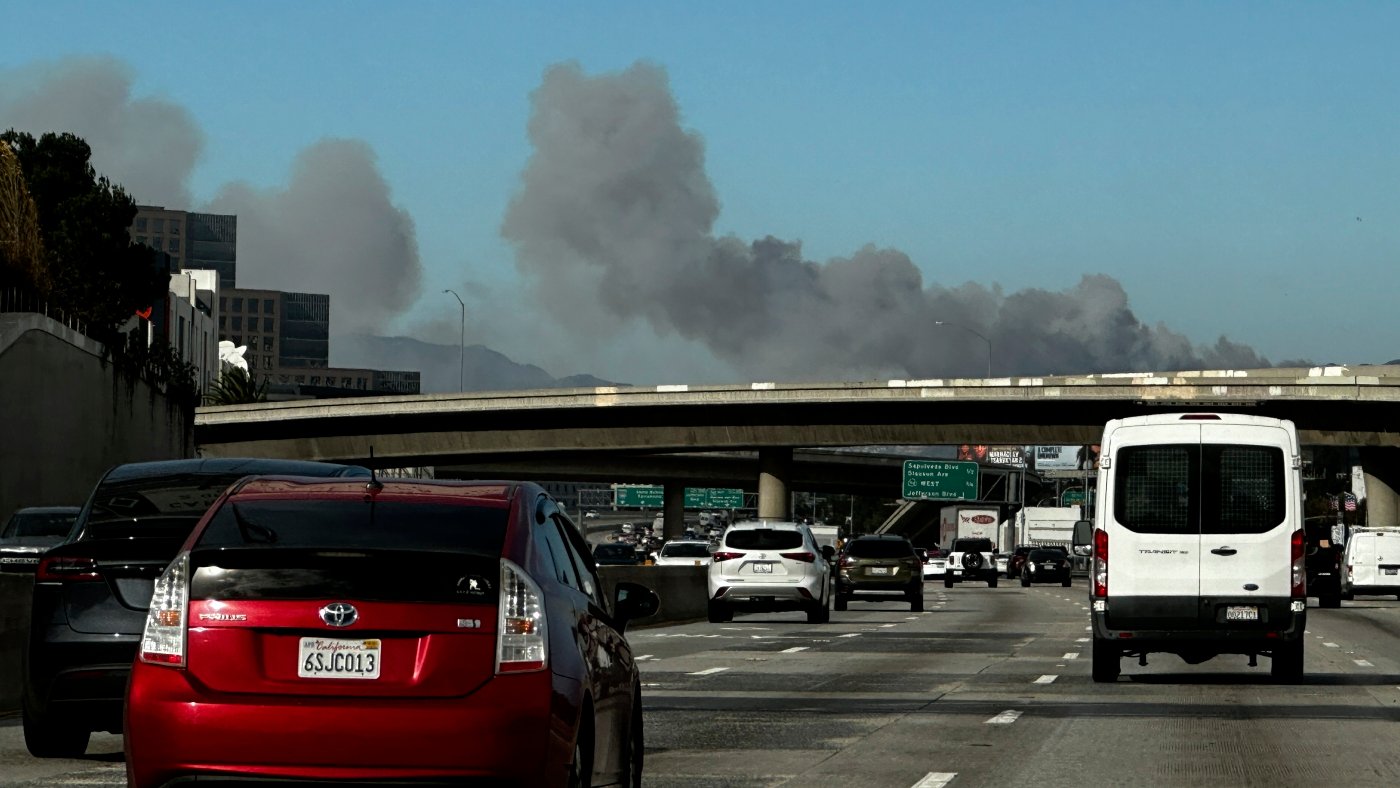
[442,289,465,392]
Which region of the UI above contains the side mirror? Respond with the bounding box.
[1072,520,1093,556]
[613,581,659,631]
[821,545,835,561]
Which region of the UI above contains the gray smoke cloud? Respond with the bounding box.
[0,56,201,208]
[207,140,422,336]
[503,62,1272,379]
[1,56,422,337]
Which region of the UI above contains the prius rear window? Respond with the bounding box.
[196,499,507,554]
[1115,444,1286,535]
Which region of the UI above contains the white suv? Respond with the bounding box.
[944,537,999,587]
[707,521,834,623]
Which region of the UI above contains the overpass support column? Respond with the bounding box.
[663,483,686,541]
[1358,448,1400,527]
[758,448,793,521]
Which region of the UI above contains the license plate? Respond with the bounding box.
[298,637,382,679]
[1225,606,1258,622]
[753,563,773,573]
[1384,568,1398,575]
[870,567,890,575]
[1042,563,1058,569]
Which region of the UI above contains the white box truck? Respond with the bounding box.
[938,505,1001,548]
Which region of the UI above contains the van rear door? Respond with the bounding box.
[1197,423,1294,601]
[1107,423,1202,606]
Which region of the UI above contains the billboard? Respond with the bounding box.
[958,445,1030,467]
[1035,445,1100,471]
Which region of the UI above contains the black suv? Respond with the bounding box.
[835,535,924,611]
[22,458,368,757]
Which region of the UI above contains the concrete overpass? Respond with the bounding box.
[195,364,1400,531]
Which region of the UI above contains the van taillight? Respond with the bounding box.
[1093,528,1108,598]
[35,556,101,583]
[1290,529,1305,598]
[140,553,190,668]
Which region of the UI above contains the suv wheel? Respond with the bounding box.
[807,598,830,624]
[834,593,848,611]
[1061,576,1072,587]
[1091,637,1120,683]
[1271,641,1304,682]
[707,600,732,623]
[988,575,998,588]
[943,576,954,588]
[1020,573,1031,587]
[22,702,90,759]
[1319,590,1341,609]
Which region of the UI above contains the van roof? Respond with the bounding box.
[1106,413,1296,429]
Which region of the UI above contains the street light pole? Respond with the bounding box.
[442,289,465,392]
[934,320,993,377]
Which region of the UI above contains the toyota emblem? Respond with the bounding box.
[319,602,359,628]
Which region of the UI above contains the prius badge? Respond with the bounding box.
[319,602,359,628]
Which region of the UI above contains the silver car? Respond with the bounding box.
[707,521,833,623]
[0,506,80,572]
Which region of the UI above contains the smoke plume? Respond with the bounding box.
[207,140,422,336]
[503,62,1271,379]
[1,56,422,337]
[0,56,202,208]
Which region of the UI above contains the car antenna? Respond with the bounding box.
[366,446,383,493]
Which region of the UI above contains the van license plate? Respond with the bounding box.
[753,563,773,573]
[1225,606,1258,621]
[298,637,382,679]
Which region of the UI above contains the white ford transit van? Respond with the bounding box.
[1073,413,1307,682]
[1342,527,1400,599]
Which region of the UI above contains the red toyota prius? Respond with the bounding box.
[125,477,658,787]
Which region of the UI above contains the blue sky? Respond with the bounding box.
[4,1,1398,381]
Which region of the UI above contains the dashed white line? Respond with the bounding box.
[881,623,898,628]
[688,667,729,676]
[985,710,1023,724]
[1084,626,1092,631]
[839,633,862,638]
[1062,652,1080,660]
[1034,675,1058,684]
[911,772,958,788]
[906,616,920,620]
[1355,659,1375,667]
[635,654,654,661]
[1075,637,1090,642]
[781,646,810,654]
[1324,642,1339,648]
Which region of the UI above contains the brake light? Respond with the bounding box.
[780,551,816,563]
[140,553,189,667]
[840,555,856,568]
[36,556,101,583]
[497,559,547,674]
[712,551,743,563]
[1093,528,1108,597]
[1290,529,1305,598]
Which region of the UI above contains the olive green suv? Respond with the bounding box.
[834,535,924,612]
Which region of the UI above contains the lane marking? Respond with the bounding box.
[906,616,920,620]
[1355,659,1375,667]
[1324,642,1339,648]
[1062,652,1080,659]
[839,633,862,638]
[1084,626,1092,631]
[1034,675,1058,684]
[688,667,729,676]
[635,654,654,661]
[881,623,898,628]
[781,646,810,653]
[911,772,958,788]
[985,710,1023,724]
[1075,637,1090,642]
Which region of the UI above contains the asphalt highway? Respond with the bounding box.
[4,581,1400,786]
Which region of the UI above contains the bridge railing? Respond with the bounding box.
[0,287,89,338]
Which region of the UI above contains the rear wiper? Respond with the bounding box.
[231,504,279,545]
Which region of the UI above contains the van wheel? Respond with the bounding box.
[834,594,848,612]
[707,601,731,623]
[1091,637,1120,683]
[1271,640,1304,682]
[22,703,90,759]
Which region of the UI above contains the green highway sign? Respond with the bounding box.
[616,486,745,508]
[614,485,664,507]
[1061,488,1096,507]
[902,460,979,501]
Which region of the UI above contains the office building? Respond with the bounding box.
[133,206,238,289]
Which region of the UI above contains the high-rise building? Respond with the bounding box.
[186,212,238,289]
[131,206,190,271]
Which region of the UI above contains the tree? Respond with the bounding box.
[204,367,269,406]
[1,130,168,342]
[0,142,46,289]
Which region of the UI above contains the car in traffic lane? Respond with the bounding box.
[707,521,834,623]
[125,477,658,787]
[594,542,644,565]
[0,506,80,572]
[835,534,923,611]
[653,539,713,566]
[21,458,371,758]
[1020,548,1074,586]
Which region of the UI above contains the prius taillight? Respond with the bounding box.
[139,553,190,668]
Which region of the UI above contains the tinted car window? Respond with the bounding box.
[726,529,804,550]
[83,473,257,540]
[3,511,77,538]
[1115,444,1285,536]
[847,539,915,558]
[197,499,508,553]
[661,543,711,558]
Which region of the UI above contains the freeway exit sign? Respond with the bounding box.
[616,486,745,508]
[614,485,664,507]
[902,460,979,501]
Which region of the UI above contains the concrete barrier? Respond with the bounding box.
[0,574,32,713]
[597,565,709,628]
